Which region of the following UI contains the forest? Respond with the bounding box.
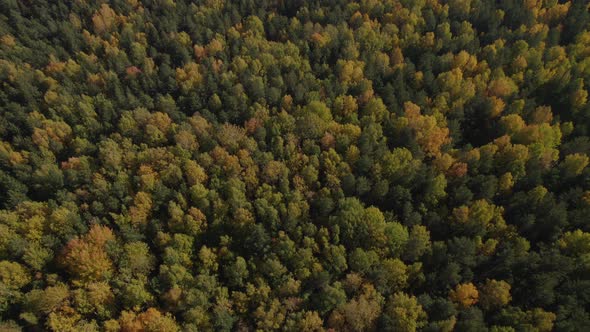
[1,0,590,331]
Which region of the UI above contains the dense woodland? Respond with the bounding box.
[1,0,590,331]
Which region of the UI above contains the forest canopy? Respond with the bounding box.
[1,0,590,331]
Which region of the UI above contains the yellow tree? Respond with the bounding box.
[328,284,383,331]
[382,292,427,332]
[561,153,589,178]
[176,62,202,93]
[92,4,117,34]
[449,283,479,308]
[119,308,179,332]
[60,225,115,284]
[0,261,30,289]
[403,102,450,156]
[129,192,153,227]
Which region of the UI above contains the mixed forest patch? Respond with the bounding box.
[1,0,590,331]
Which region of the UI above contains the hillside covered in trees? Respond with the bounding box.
[1,0,590,331]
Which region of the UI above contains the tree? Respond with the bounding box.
[381,292,427,332]
[119,308,179,332]
[402,102,451,156]
[285,310,324,331]
[129,192,153,227]
[60,225,115,284]
[381,148,420,184]
[384,222,409,257]
[479,279,511,310]
[119,242,155,278]
[330,198,387,250]
[176,62,202,93]
[561,153,589,178]
[223,256,249,288]
[375,259,408,295]
[449,283,479,308]
[403,225,432,262]
[0,261,30,289]
[92,4,117,34]
[328,284,384,332]
[488,77,517,97]
[22,284,70,322]
[558,230,590,256]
